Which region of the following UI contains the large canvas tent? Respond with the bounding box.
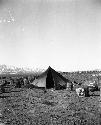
[31,66,72,90]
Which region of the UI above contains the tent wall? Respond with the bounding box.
[33,75,47,88]
[52,71,67,90]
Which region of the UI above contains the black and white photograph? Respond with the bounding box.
[0,0,101,124]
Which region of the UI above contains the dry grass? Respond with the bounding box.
[0,88,100,125]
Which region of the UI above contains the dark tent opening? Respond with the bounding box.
[46,70,54,89]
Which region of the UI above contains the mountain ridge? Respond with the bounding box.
[0,64,41,74]
[0,64,101,75]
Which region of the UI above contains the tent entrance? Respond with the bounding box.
[46,70,54,89]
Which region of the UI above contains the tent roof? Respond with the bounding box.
[37,66,71,83]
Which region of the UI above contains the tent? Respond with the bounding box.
[31,66,72,90]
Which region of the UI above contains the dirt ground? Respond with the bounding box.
[0,88,100,125]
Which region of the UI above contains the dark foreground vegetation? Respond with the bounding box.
[0,88,100,125]
[0,72,100,125]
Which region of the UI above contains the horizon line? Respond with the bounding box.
[0,64,101,73]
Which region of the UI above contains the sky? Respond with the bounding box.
[0,0,101,72]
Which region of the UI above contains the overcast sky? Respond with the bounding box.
[0,0,101,71]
